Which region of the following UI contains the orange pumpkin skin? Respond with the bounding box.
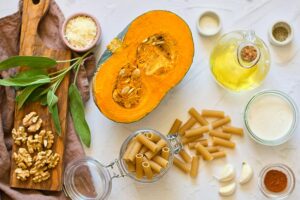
[93,10,194,123]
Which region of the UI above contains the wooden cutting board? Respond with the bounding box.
[10,0,70,191]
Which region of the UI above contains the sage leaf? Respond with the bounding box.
[28,87,49,103]
[0,74,50,87]
[0,56,56,71]
[16,84,43,109]
[40,95,48,106]
[47,90,61,135]
[14,69,47,78]
[69,83,91,147]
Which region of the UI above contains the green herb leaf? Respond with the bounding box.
[69,83,91,147]
[47,90,58,107]
[14,69,47,79]
[0,56,57,71]
[47,90,61,135]
[40,95,48,106]
[0,74,50,87]
[16,84,43,109]
[28,87,50,103]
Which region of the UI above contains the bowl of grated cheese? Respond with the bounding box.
[61,13,101,52]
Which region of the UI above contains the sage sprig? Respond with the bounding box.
[0,53,92,147]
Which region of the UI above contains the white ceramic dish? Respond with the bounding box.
[268,21,293,47]
[196,11,222,37]
[61,13,101,52]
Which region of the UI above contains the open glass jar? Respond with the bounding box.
[63,129,182,200]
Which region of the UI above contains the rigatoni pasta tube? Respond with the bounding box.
[126,161,135,172]
[145,139,167,159]
[188,108,209,126]
[179,149,192,163]
[223,126,244,136]
[153,155,169,168]
[142,162,153,180]
[135,154,144,179]
[206,146,219,153]
[136,134,158,152]
[173,157,189,173]
[188,140,208,149]
[202,109,225,118]
[211,116,231,129]
[181,136,203,144]
[139,146,148,154]
[127,140,142,162]
[168,119,182,134]
[209,130,231,140]
[145,132,161,142]
[195,143,213,161]
[123,139,137,161]
[143,157,162,173]
[211,151,226,159]
[190,156,200,178]
[178,117,197,136]
[161,147,170,160]
[212,137,235,149]
[185,126,209,138]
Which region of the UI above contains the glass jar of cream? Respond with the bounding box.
[244,90,298,146]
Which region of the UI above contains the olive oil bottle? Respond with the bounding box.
[210,31,270,92]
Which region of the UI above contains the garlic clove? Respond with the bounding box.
[216,164,235,182]
[239,162,253,185]
[219,182,236,196]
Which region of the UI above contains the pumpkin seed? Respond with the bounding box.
[132,68,141,78]
[124,102,131,108]
[119,68,126,77]
[121,86,130,95]
[128,87,135,94]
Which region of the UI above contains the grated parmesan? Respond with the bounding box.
[65,16,97,49]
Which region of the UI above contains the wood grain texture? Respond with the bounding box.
[10,0,70,191]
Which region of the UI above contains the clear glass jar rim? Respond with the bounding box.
[244,90,298,146]
[64,157,112,200]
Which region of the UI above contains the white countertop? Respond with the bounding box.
[1,0,300,199]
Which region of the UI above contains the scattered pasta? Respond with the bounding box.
[170,107,243,179]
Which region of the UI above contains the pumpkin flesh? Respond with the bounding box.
[93,10,194,123]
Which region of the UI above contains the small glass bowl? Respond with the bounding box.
[244,90,298,146]
[258,163,295,199]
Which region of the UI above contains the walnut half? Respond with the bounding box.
[12,126,27,146]
[40,130,54,149]
[30,166,50,183]
[22,112,43,133]
[15,168,30,181]
[27,134,43,153]
[13,148,32,169]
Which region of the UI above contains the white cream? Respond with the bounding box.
[199,15,219,35]
[247,94,294,141]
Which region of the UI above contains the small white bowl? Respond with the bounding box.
[268,21,293,47]
[197,11,222,37]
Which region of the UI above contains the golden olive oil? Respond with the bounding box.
[210,31,270,92]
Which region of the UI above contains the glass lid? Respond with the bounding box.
[64,157,112,200]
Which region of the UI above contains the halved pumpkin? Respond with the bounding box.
[93,10,194,123]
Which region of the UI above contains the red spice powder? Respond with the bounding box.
[264,170,288,193]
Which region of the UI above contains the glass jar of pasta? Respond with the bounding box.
[63,129,182,200]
